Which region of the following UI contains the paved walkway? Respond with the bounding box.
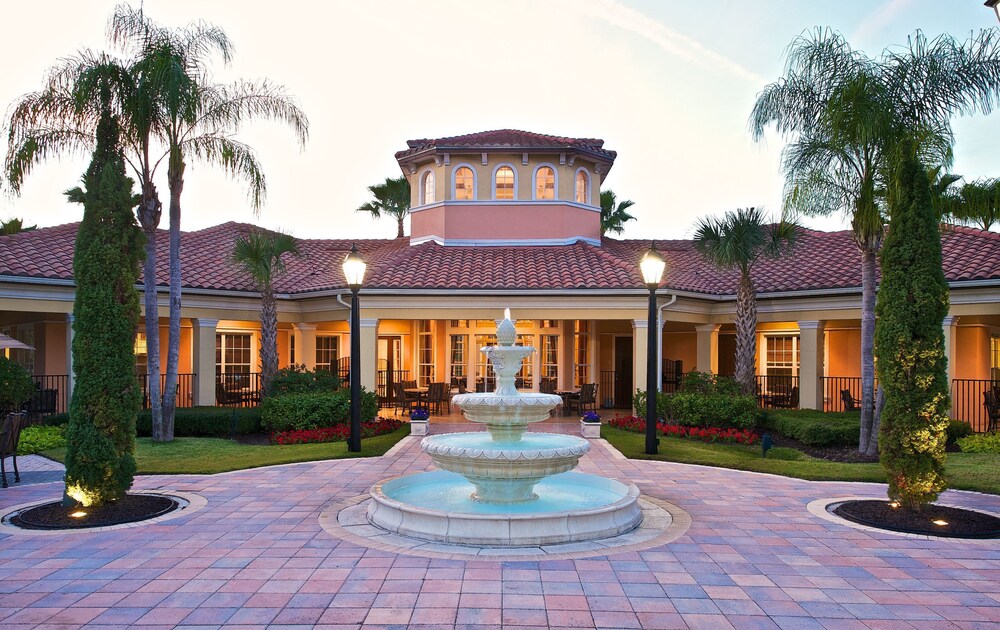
[0,423,999,629]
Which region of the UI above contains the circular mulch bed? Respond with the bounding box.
[10,494,180,530]
[832,499,1000,539]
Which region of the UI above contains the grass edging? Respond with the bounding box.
[601,426,1000,495]
[42,425,410,475]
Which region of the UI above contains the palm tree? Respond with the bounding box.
[749,28,1000,455]
[945,177,1000,230]
[600,190,636,236]
[109,6,308,440]
[231,229,300,396]
[356,176,410,238]
[693,208,798,395]
[0,218,38,235]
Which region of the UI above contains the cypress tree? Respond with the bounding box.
[63,96,144,507]
[874,143,951,510]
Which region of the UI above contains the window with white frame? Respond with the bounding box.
[764,335,798,378]
[316,335,339,371]
[421,171,435,205]
[495,166,515,200]
[417,320,434,387]
[574,320,591,388]
[134,332,148,376]
[541,334,558,384]
[476,334,497,391]
[535,166,555,200]
[454,166,474,200]
[216,332,252,375]
[450,334,467,384]
[575,170,589,204]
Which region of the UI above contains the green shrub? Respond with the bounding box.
[761,409,860,447]
[0,355,35,414]
[956,432,1000,454]
[947,420,973,445]
[636,372,759,430]
[260,389,378,433]
[269,364,341,396]
[134,406,262,437]
[17,425,67,454]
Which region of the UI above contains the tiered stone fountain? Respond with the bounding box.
[367,310,642,546]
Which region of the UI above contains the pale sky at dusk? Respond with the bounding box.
[1,0,998,241]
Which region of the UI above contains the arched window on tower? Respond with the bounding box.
[422,171,435,205]
[575,170,589,204]
[454,167,474,200]
[535,167,555,200]
[495,166,515,200]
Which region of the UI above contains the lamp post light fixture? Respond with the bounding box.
[988,0,1000,24]
[639,244,666,455]
[342,244,367,453]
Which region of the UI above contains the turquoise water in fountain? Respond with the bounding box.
[424,432,584,451]
[380,470,629,515]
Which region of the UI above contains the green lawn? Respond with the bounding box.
[42,426,410,475]
[602,426,1000,495]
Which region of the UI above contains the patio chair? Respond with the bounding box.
[216,382,245,407]
[427,382,451,414]
[840,389,859,411]
[393,382,419,415]
[985,391,999,433]
[1,412,25,488]
[569,383,599,415]
[773,386,799,409]
[540,378,557,394]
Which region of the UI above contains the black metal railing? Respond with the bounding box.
[139,373,196,409]
[755,374,800,409]
[599,370,618,408]
[821,376,865,412]
[215,372,261,408]
[28,375,68,416]
[952,379,1000,433]
[663,359,684,394]
[377,369,410,408]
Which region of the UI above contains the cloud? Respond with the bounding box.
[852,0,915,44]
[572,0,765,84]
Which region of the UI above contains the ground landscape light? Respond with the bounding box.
[70,511,86,518]
[933,519,949,526]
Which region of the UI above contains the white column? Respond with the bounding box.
[797,320,826,411]
[65,314,75,402]
[360,318,379,391]
[191,318,219,406]
[943,315,959,419]
[632,319,649,400]
[695,324,720,374]
[293,323,317,370]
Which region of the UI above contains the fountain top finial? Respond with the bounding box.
[497,308,516,346]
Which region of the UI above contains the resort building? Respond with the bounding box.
[1,130,998,429]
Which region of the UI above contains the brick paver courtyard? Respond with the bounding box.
[1,421,998,629]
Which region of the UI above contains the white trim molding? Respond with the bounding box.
[410,234,601,247]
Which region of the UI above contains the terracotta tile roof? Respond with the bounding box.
[1,222,998,297]
[395,129,617,162]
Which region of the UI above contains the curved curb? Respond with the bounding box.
[807,496,1000,544]
[0,491,207,536]
[319,492,691,561]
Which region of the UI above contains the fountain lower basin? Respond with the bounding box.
[368,470,642,546]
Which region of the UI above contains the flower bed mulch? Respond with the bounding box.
[608,416,760,445]
[10,494,180,530]
[833,499,1000,539]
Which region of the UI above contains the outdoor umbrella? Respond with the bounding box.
[0,333,34,350]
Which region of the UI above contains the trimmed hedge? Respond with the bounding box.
[260,389,379,433]
[136,407,262,437]
[957,432,1000,454]
[761,410,860,447]
[269,365,341,396]
[634,372,760,430]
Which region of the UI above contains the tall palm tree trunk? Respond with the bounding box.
[859,247,878,455]
[163,155,184,440]
[396,217,404,238]
[259,286,278,396]
[734,271,758,396]
[141,225,162,437]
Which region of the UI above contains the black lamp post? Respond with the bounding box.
[640,245,666,455]
[342,244,367,453]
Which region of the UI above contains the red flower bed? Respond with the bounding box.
[272,417,404,445]
[607,415,760,445]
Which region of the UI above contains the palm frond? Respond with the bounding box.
[181,135,266,210]
[194,80,308,148]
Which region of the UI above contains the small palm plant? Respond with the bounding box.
[600,190,636,236]
[232,229,300,396]
[693,208,798,395]
[356,176,411,238]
